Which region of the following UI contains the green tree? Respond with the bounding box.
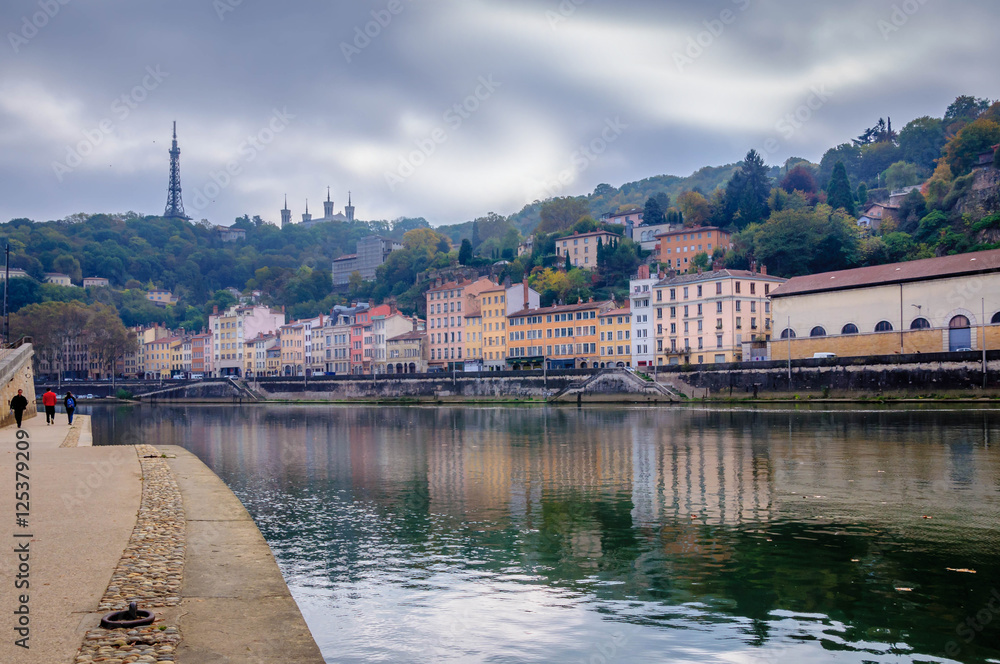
[642,197,665,226]
[564,251,572,271]
[458,239,473,265]
[883,161,921,191]
[857,183,868,206]
[724,149,771,229]
[898,116,947,171]
[825,161,857,216]
[537,197,590,234]
[897,190,928,234]
[944,95,992,130]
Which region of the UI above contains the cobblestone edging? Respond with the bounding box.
[72,445,186,663]
[59,415,90,448]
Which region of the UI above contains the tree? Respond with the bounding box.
[883,161,921,191]
[724,149,771,229]
[856,183,868,207]
[537,197,590,234]
[898,116,947,171]
[85,304,138,384]
[676,191,710,226]
[825,161,856,216]
[458,239,473,265]
[402,228,447,254]
[470,221,481,250]
[564,251,572,271]
[653,192,671,212]
[819,143,862,187]
[780,165,818,194]
[642,197,665,226]
[897,190,928,234]
[943,118,1000,175]
[944,95,992,130]
[854,118,897,146]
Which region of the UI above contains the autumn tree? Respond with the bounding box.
[944,118,1000,175]
[676,191,710,226]
[780,165,818,194]
[537,197,590,234]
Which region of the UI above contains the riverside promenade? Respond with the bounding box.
[0,412,323,663]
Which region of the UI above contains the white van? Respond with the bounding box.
[813,352,837,359]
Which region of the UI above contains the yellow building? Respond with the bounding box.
[279,322,306,376]
[599,306,632,367]
[478,285,508,369]
[770,249,1000,360]
[507,300,614,369]
[464,301,484,366]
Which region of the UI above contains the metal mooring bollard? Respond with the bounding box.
[100,601,155,629]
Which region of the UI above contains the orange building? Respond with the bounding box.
[657,226,731,270]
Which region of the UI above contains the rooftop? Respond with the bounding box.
[388,330,426,342]
[655,269,785,287]
[508,299,615,318]
[770,249,1000,298]
[654,226,726,238]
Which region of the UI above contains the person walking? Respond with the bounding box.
[64,391,77,425]
[42,388,57,425]
[9,389,28,428]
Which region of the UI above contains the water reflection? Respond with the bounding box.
[91,404,1000,663]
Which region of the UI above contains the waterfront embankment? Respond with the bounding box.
[0,408,323,663]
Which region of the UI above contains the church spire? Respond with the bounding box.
[280,194,291,228]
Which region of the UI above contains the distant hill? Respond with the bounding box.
[439,163,750,241]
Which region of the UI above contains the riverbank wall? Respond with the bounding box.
[1,342,36,426]
[666,350,1000,398]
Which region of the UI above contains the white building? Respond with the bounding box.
[629,265,659,367]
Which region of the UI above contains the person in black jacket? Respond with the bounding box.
[64,391,77,425]
[9,389,28,428]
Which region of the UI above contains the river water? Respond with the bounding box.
[89,403,1000,663]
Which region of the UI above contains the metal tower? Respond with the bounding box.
[164,121,188,220]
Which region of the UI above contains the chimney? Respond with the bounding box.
[638,264,649,280]
[522,279,529,306]
[213,305,218,314]
[761,265,767,276]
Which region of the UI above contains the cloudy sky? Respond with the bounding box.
[1,0,997,227]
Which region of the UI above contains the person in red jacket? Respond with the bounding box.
[42,389,57,425]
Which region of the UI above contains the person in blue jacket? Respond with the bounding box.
[64,391,77,425]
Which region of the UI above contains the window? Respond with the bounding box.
[910,317,931,330]
[780,328,796,339]
[810,326,826,337]
[992,312,1000,325]
[697,285,702,297]
[716,302,723,314]
[716,282,722,295]
[841,323,859,335]
[874,321,893,332]
[950,315,971,329]
[735,282,741,294]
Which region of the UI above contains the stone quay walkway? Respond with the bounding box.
[0,411,323,663]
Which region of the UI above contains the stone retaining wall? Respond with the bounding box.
[0,344,36,426]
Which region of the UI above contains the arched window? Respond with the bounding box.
[810,326,827,337]
[950,315,970,329]
[841,323,859,335]
[780,328,796,339]
[910,317,930,330]
[992,312,1000,325]
[875,321,893,332]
